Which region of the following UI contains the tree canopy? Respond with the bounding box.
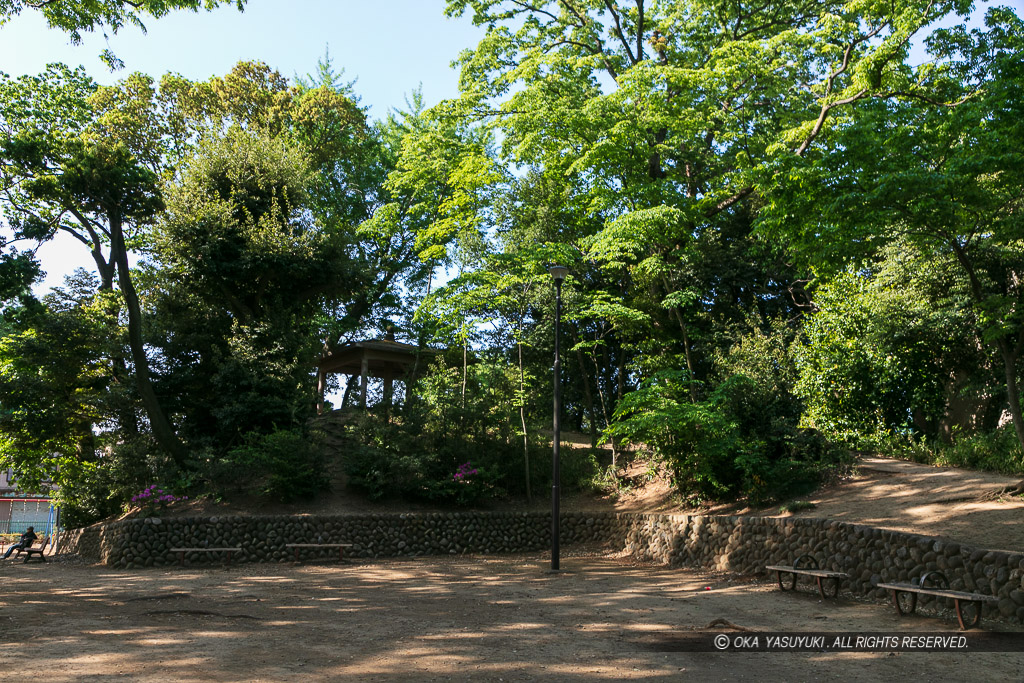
[0,0,245,41]
[1,2,1022,519]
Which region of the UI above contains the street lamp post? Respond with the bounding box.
[548,264,568,571]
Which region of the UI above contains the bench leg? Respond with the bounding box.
[816,576,840,599]
[776,570,797,591]
[226,551,233,567]
[294,547,300,562]
[891,589,917,615]
[178,551,185,567]
[954,599,982,631]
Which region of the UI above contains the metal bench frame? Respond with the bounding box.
[766,554,849,599]
[877,571,998,630]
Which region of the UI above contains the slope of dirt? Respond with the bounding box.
[776,457,1024,553]
[126,455,1024,554]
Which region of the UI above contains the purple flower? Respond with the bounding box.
[132,485,186,508]
[453,462,478,483]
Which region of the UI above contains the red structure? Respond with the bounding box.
[0,469,55,537]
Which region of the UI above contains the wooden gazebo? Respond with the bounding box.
[316,339,440,412]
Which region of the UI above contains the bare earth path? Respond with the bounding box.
[5,456,1024,681]
[778,458,1024,553]
[2,552,1023,682]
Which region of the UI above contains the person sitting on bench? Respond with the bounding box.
[3,527,38,559]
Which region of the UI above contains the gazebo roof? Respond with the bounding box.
[317,339,441,377]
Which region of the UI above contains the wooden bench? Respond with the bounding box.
[877,571,999,630]
[285,543,352,563]
[169,547,242,567]
[767,554,849,599]
[11,537,48,563]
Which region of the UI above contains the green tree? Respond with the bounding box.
[0,65,187,462]
[0,0,246,68]
[148,129,340,446]
[795,245,995,445]
[0,272,121,504]
[767,9,1024,448]
[442,0,962,405]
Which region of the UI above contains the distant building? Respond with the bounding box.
[0,469,56,536]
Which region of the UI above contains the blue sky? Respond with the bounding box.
[0,0,486,291]
[0,0,484,118]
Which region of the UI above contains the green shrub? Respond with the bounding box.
[341,407,510,505]
[933,429,1024,474]
[58,434,185,527]
[864,427,1024,477]
[607,369,848,505]
[223,427,329,502]
[605,371,743,502]
[560,446,602,492]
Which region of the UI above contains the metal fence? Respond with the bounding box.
[0,499,56,538]
[0,517,53,536]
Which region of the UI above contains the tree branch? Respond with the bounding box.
[795,89,869,156]
[602,0,637,64]
[509,0,562,24]
[705,186,754,217]
[873,88,979,108]
[636,0,644,63]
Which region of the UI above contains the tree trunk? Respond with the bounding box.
[663,277,697,402]
[341,374,355,408]
[462,329,468,407]
[590,337,619,470]
[75,424,95,463]
[616,338,626,402]
[572,329,598,449]
[949,242,1024,453]
[109,215,187,467]
[101,287,141,438]
[91,243,139,438]
[601,329,613,404]
[359,356,369,408]
[111,355,140,437]
[518,338,531,501]
[998,338,1024,453]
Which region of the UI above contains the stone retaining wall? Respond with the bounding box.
[59,511,1024,623]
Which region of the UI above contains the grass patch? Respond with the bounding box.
[778,500,816,514]
[861,427,1024,477]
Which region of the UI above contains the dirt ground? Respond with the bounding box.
[774,458,1024,553]
[9,456,1024,681]
[3,550,1023,682]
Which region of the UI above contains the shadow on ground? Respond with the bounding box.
[3,551,1023,682]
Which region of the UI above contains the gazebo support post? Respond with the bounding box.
[315,367,326,415]
[360,356,369,408]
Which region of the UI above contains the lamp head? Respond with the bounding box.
[548,265,569,282]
